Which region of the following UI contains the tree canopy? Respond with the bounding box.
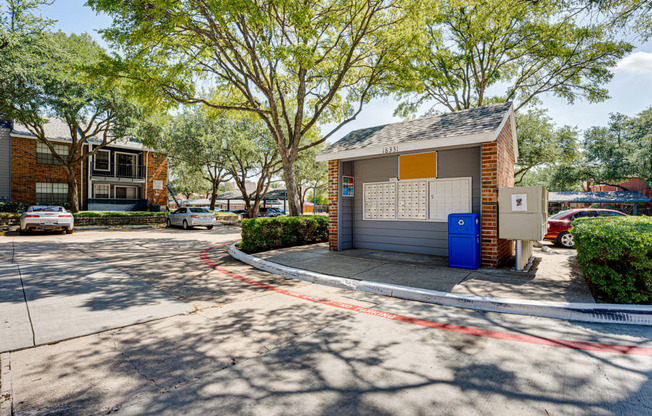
[0,1,142,211]
[88,0,419,216]
[515,109,580,184]
[394,0,632,115]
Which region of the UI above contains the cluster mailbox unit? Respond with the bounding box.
[317,102,520,269]
[498,186,548,270]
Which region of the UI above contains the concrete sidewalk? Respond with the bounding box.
[252,242,595,303]
[0,258,194,353]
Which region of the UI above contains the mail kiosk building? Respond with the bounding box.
[316,102,518,268]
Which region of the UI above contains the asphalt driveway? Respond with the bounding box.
[0,238,193,352]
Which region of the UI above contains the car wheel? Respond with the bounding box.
[65,228,74,234]
[206,225,214,230]
[183,220,189,230]
[167,219,172,228]
[18,227,27,235]
[557,231,574,248]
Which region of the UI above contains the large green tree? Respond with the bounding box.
[150,108,233,210]
[394,0,632,115]
[0,2,142,212]
[88,0,418,216]
[294,142,328,213]
[583,110,652,188]
[515,109,580,184]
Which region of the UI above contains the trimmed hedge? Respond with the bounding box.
[73,211,168,217]
[0,201,26,213]
[572,216,652,304]
[240,215,328,253]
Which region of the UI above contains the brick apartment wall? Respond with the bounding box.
[481,117,516,268]
[146,152,169,207]
[11,136,85,207]
[328,160,339,250]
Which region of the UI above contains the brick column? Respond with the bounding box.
[481,117,516,268]
[328,160,339,251]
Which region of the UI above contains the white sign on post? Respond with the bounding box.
[511,193,527,211]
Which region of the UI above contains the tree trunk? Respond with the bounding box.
[282,160,301,216]
[65,167,80,213]
[210,180,218,211]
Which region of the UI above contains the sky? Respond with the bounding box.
[42,2,652,143]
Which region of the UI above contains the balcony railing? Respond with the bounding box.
[91,163,145,179]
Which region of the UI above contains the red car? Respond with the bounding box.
[545,208,627,248]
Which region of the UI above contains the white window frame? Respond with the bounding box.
[94,149,111,171]
[93,183,111,199]
[114,185,139,200]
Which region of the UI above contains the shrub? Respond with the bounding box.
[239,215,328,253]
[73,211,168,218]
[0,201,27,213]
[572,216,652,304]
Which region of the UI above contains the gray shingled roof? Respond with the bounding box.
[11,118,148,150]
[549,191,650,203]
[321,102,512,154]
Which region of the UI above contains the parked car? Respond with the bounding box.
[167,207,217,230]
[258,207,285,217]
[228,209,249,219]
[19,205,74,235]
[544,208,627,248]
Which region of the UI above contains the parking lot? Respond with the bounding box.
[1,227,651,416]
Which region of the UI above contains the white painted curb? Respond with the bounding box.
[228,243,652,326]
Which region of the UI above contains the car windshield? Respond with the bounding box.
[189,208,210,213]
[29,206,65,212]
[549,210,572,219]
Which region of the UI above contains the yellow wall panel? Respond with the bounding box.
[399,152,437,180]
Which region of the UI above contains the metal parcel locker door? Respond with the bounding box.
[448,213,480,270]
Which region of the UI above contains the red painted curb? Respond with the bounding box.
[201,244,652,357]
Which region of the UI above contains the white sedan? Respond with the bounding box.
[19,205,74,234]
[167,207,217,230]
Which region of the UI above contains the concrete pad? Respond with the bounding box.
[285,254,385,278]
[0,264,33,352]
[351,263,471,292]
[17,259,194,346]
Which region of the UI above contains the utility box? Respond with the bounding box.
[498,186,548,241]
[448,213,480,270]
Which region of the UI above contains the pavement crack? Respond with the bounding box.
[13,241,36,348]
[110,339,160,389]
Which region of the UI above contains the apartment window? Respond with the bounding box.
[94,184,110,199]
[35,182,68,205]
[36,142,69,165]
[94,150,110,171]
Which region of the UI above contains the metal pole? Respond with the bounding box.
[227,200,230,211]
[634,203,638,216]
[313,185,317,214]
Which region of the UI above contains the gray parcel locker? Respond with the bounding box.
[498,186,548,241]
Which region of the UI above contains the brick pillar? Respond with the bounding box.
[481,117,516,268]
[328,160,339,251]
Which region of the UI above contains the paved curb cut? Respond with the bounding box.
[228,243,652,326]
[0,353,12,416]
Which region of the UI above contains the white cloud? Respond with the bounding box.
[616,52,652,75]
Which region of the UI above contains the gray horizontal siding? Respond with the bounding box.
[348,147,481,256]
[0,128,10,202]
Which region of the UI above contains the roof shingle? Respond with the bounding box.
[321,102,512,155]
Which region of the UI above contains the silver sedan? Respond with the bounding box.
[20,205,74,234]
[167,207,217,230]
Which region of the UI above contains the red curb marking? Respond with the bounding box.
[201,244,652,357]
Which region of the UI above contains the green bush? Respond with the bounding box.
[0,201,27,213]
[572,216,652,304]
[239,215,328,253]
[73,211,168,218]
